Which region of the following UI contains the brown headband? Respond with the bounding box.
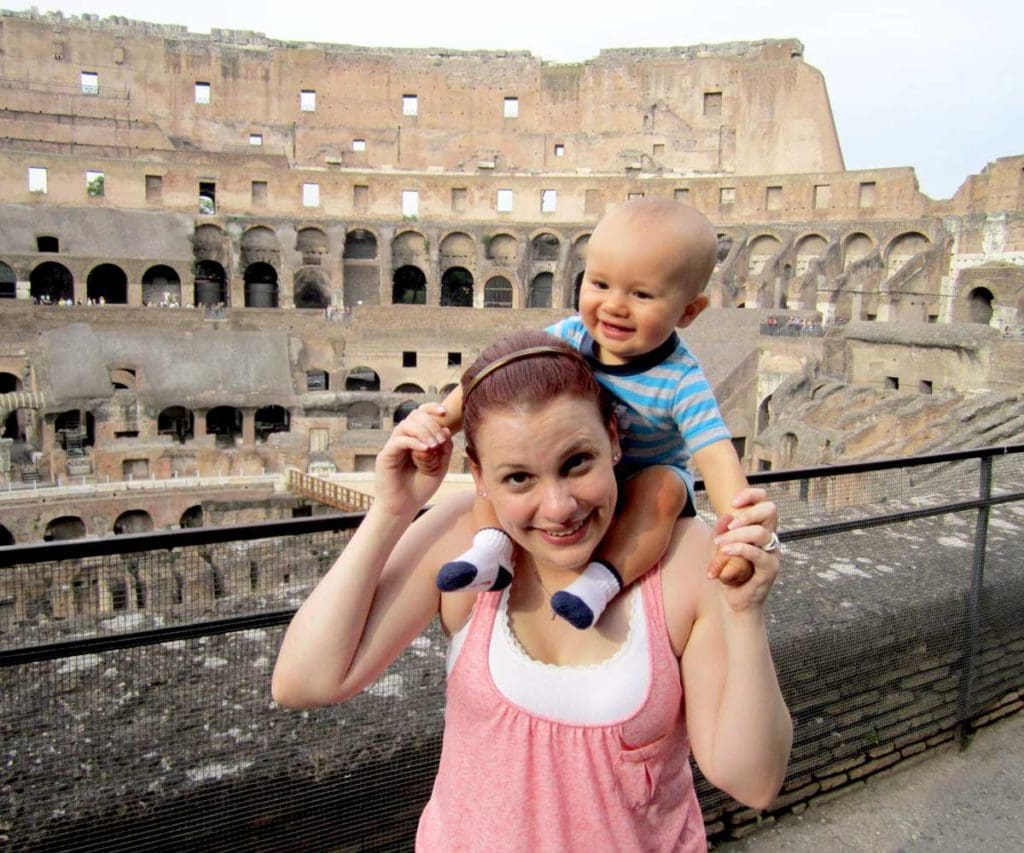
[463,346,584,400]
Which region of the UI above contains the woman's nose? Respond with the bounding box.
[539,480,578,521]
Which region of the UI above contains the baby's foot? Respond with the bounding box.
[550,560,622,629]
[436,528,514,592]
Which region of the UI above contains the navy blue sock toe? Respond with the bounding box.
[550,591,595,630]
[436,560,478,591]
[491,567,513,591]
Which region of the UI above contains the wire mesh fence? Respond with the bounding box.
[2,446,1023,849]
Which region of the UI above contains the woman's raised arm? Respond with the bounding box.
[271,411,471,708]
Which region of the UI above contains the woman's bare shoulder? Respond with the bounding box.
[659,516,715,657]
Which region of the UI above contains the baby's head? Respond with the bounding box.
[580,198,718,363]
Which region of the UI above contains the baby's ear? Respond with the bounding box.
[676,294,708,328]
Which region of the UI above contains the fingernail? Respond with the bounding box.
[721,545,740,555]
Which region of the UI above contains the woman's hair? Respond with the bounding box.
[462,330,613,464]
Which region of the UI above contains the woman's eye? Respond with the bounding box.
[563,453,592,474]
[504,471,531,486]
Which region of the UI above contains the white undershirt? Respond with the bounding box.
[446,586,651,724]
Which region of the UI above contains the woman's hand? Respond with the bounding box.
[709,491,780,613]
[375,406,453,516]
[409,402,451,476]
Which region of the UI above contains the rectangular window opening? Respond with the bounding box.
[249,133,263,147]
[402,351,417,368]
[352,139,366,152]
[814,184,832,209]
[81,71,99,95]
[252,180,268,206]
[86,170,105,197]
[145,174,162,203]
[199,181,216,215]
[859,181,877,208]
[884,376,899,390]
[300,89,316,112]
[541,189,557,213]
[674,188,690,204]
[402,94,418,116]
[451,187,467,213]
[402,189,419,218]
[447,352,462,368]
[28,167,47,194]
[628,192,645,201]
[302,182,320,208]
[496,189,514,213]
[766,185,783,211]
[919,380,933,395]
[554,143,565,157]
[503,97,519,118]
[584,189,602,216]
[195,81,211,104]
[703,91,723,117]
[652,143,665,157]
[354,184,369,212]
[720,186,736,206]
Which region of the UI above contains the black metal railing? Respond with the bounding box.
[2,445,1023,849]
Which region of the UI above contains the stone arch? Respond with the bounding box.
[113,510,154,535]
[794,234,828,277]
[343,228,378,259]
[194,260,228,307]
[779,432,798,468]
[747,235,782,277]
[0,260,16,299]
[484,276,513,308]
[528,273,553,308]
[44,515,86,541]
[180,505,203,528]
[1,371,21,439]
[486,233,518,265]
[441,267,474,307]
[296,227,328,266]
[347,401,381,430]
[157,406,194,443]
[531,232,561,261]
[757,395,772,435]
[30,261,73,304]
[393,401,419,424]
[345,367,380,391]
[240,225,281,268]
[305,370,329,391]
[392,265,427,305]
[142,264,181,306]
[193,223,230,266]
[109,368,137,391]
[206,406,242,444]
[392,230,429,268]
[244,262,279,308]
[884,232,931,277]
[85,263,128,304]
[394,383,425,394]
[0,524,13,546]
[967,287,994,325]
[842,232,875,267]
[255,405,290,441]
[293,267,331,309]
[440,231,476,267]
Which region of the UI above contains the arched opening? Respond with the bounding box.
[306,370,329,391]
[394,383,425,394]
[747,235,781,277]
[157,406,194,443]
[255,405,290,442]
[0,261,16,299]
[142,265,182,306]
[193,260,227,307]
[0,524,14,546]
[109,368,137,392]
[244,263,279,308]
[440,267,474,307]
[794,235,828,277]
[30,261,73,304]
[392,266,427,304]
[347,401,381,430]
[293,268,331,309]
[206,406,242,446]
[44,516,86,541]
[843,233,874,267]
[86,264,128,305]
[393,401,419,424]
[531,233,560,261]
[967,287,994,325]
[180,505,203,528]
[344,229,378,259]
[113,510,154,535]
[55,410,94,451]
[756,395,771,435]
[779,433,798,469]
[440,232,475,266]
[345,367,380,391]
[296,228,328,266]
[486,234,518,264]
[484,276,513,308]
[527,273,553,308]
[885,232,930,277]
[1,371,20,439]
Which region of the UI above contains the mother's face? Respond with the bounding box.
[469,393,620,575]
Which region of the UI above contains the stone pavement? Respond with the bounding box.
[717,712,1024,852]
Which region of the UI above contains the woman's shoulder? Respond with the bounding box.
[658,515,715,657]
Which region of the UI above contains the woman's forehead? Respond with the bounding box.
[474,395,607,460]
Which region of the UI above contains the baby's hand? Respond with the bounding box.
[409,403,451,476]
[707,488,778,585]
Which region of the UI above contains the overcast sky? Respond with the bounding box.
[27,0,1023,199]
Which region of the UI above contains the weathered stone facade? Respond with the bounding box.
[1,9,1022,543]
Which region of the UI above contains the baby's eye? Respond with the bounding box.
[633,290,653,300]
[589,279,608,290]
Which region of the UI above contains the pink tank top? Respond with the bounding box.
[416,567,706,852]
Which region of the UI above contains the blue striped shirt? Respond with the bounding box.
[546,316,730,494]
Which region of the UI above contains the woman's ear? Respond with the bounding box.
[469,459,486,495]
[607,415,621,460]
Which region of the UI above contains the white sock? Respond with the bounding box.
[436,528,514,592]
[550,560,622,629]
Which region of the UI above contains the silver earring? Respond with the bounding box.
[477,489,487,497]
[612,452,621,464]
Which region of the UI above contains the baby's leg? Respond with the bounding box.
[552,467,687,629]
[436,494,514,592]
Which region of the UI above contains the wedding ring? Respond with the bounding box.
[760,531,781,552]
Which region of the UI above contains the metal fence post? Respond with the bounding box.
[957,453,992,748]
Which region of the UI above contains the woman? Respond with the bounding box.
[272,331,791,851]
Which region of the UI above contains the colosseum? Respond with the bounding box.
[1,8,1022,545]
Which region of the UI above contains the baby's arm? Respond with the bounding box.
[410,385,464,475]
[691,439,771,584]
